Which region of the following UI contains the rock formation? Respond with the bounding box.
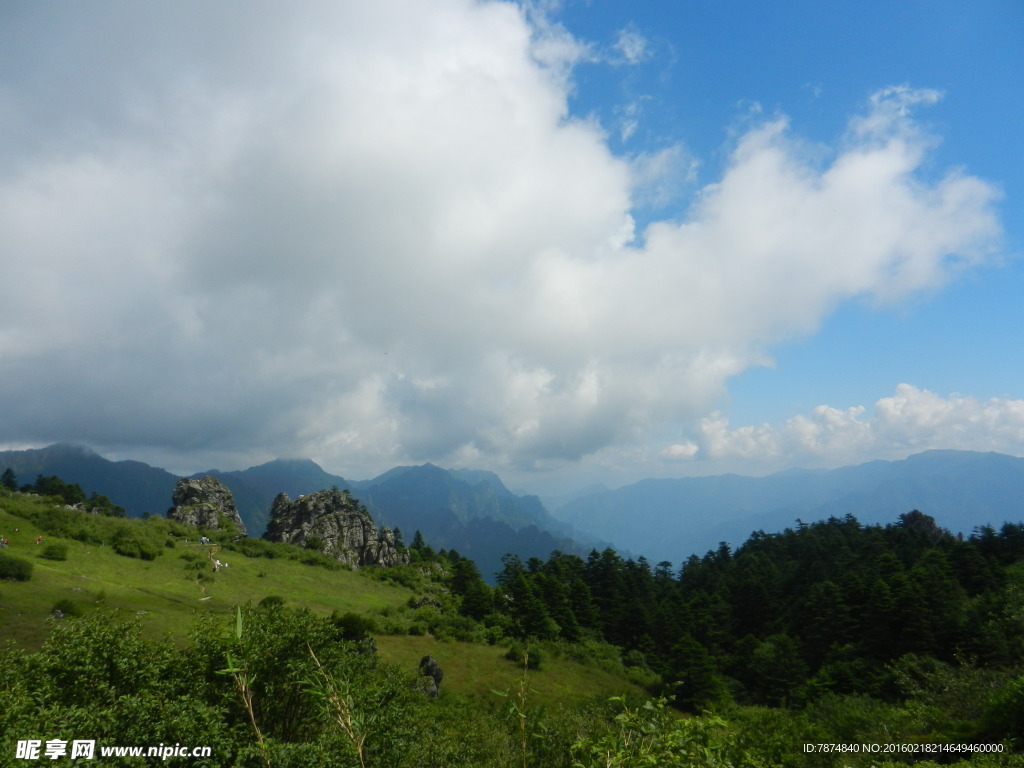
[166,476,247,535]
[417,655,444,698]
[263,488,408,568]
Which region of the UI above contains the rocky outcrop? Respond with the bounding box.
[166,476,247,535]
[417,655,444,698]
[263,488,408,568]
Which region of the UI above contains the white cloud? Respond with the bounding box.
[613,25,651,65]
[693,385,1024,469]
[628,143,699,208]
[662,442,699,460]
[0,1,1006,481]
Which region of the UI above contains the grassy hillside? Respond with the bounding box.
[376,634,649,710]
[0,498,409,648]
[0,491,647,706]
[4,491,1023,767]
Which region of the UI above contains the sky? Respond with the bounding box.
[1,0,1022,499]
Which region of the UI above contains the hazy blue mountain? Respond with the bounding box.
[349,462,591,579]
[0,443,178,515]
[10,444,1021,580]
[356,463,548,529]
[0,445,590,579]
[553,450,1024,565]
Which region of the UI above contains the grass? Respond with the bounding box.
[0,499,413,648]
[1,492,649,710]
[376,634,649,709]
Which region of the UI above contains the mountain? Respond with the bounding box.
[553,450,1024,564]
[351,463,587,579]
[0,445,589,580]
[0,443,179,515]
[15,444,1023,579]
[201,458,352,535]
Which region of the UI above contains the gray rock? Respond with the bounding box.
[417,655,444,698]
[419,655,444,686]
[262,488,409,568]
[166,476,247,535]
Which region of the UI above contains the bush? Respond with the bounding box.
[0,551,33,581]
[52,598,84,618]
[111,528,161,560]
[983,674,1024,747]
[40,543,68,561]
[505,643,542,670]
[331,611,377,642]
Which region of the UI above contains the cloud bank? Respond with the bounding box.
[0,1,1004,479]
[687,385,1024,472]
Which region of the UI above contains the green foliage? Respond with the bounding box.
[1,467,17,491]
[51,597,84,617]
[570,697,761,768]
[505,643,543,670]
[0,550,33,580]
[20,474,126,516]
[331,610,377,643]
[39,542,68,561]
[982,674,1024,747]
[4,485,1024,766]
[111,525,162,560]
[477,511,1024,715]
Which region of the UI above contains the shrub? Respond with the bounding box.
[983,674,1024,747]
[0,551,33,581]
[111,528,161,560]
[505,643,542,670]
[331,611,377,642]
[52,598,84,618]
[40,542,68,561]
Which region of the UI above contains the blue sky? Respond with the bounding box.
[0,0,1021,494]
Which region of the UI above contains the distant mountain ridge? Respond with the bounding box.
[7,444,1024,576]
[0,444,590,580]
[0,443,179,517]
[553,449,1024,564]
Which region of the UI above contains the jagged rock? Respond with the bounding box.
[262,488,409,568]
[417,655,444,698]
[166,476,247,535]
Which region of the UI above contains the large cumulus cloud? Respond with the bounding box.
[687,385,1024,474]
[0,1,1003,478]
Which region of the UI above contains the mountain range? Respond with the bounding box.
[4,444,1024,574]
[553,449,1024,564]
[0,444,588,580]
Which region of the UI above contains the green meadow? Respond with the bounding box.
[0,493,646,708]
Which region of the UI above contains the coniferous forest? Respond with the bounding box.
[2,478,1024,767]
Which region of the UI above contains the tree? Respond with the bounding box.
[1,467,16,491]
[451,559,493,621]
[664,634,728,712]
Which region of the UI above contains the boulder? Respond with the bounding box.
[166,476,247,535]
[417,655,444,698]
[263,488,408,568]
